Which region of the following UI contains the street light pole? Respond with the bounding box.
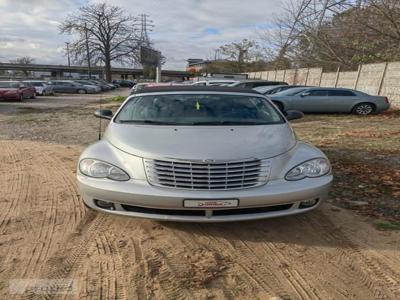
[65,42,71,78]
[84,22,92,79]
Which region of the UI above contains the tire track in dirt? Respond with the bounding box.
[25,211,108,300]
[139,225,192,300]
[304,213,400,299]
[1,142,84,281]
[0,141,32,234]
[155,223,284,299]
[193,224,295,299]
[130,233,150,300]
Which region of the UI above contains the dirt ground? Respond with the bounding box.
[0,91,399,299]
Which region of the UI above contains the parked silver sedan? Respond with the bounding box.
[77,86,332,222]
[270,87,390,114]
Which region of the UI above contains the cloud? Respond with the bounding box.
[0,0,284,69]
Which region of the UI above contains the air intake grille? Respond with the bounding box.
[144,158,271,190]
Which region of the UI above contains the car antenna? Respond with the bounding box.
[98,92,103,140]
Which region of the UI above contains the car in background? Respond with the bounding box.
[270,87,390,115]
[129,82,152,94]
[112,79,135,88]
[97,79,118,90]
[23,81,54,96]
[47,80,98,94]
[7,81,36,99]
[129,82,186,95]
[254,85,307,95]
[191,80,238,86]
[229,80,288,89]
[78,86,332,221]
[0,81,24,101]
[73,80,102,93]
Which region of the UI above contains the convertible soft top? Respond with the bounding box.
[138,85,262,94]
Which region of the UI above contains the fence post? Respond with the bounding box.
[377,62,388,95]
[334,66,341,87]
[354,64,362,89]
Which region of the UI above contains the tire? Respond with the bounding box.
[352,103,375,115]
[273,101,284,112]
[77,89,87,94]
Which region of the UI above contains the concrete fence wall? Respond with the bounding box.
[246,61,400,107]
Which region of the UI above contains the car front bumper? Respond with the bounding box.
[78,174,333,222]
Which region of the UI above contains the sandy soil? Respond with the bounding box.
[0,92,399,299]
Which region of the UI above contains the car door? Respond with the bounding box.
[64,82,77,93]
[326,89,359,113]
[295,89,330,112]
[49,81,63,93]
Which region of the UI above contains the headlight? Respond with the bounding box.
[285,158,330,181]
[79,159,130,181]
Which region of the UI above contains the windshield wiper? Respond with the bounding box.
[190,121,268,125]
[118,120,179,125]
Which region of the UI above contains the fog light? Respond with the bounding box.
[95,200,115,210]
[299,198,319,209]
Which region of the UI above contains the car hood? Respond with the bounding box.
[104,123,296,161]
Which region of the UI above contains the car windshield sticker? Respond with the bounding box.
[196,100,201,110]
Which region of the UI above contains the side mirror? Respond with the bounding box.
[94,109,113,120]
[284,110,304,121]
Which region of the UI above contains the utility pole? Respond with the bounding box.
[84,23,92,79]
[139,14,154,46]
[65,42,71,78]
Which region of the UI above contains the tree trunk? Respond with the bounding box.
[105,59,112,83]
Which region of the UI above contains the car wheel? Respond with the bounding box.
[77,89,87,94]
[353,103,375,115]
[273,101,284,112]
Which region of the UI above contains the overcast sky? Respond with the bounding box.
[0,0,284,70]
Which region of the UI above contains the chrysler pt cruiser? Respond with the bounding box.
[77,86,332,222]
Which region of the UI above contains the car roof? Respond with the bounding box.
[138,86,261,94]
[303,87,353,90]
[237,80,285,83]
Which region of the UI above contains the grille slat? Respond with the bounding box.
[144,158,271,190]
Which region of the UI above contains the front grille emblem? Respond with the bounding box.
[202,159,216,163]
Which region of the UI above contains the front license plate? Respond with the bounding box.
[184,199,239,208]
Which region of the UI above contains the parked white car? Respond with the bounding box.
[78,86,332,222]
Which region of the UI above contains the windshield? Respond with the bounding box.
[274,87,308,96]
[115,94,284,125]
[0,82,18,88]
[254,86,281,93]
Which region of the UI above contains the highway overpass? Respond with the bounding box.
[0,63,190,81]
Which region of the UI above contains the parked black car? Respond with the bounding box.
[254,85,306,95]
[112,79,135,88]
[229,80,288,89]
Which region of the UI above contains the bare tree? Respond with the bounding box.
[219,39,260,72]
[9,56,35,77]
[59,2,141,82]
[261,0,352,69]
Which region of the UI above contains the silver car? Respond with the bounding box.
[270,87,390,114]
[77,86,333,222]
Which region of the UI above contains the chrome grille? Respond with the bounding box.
[144,158,271,190]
